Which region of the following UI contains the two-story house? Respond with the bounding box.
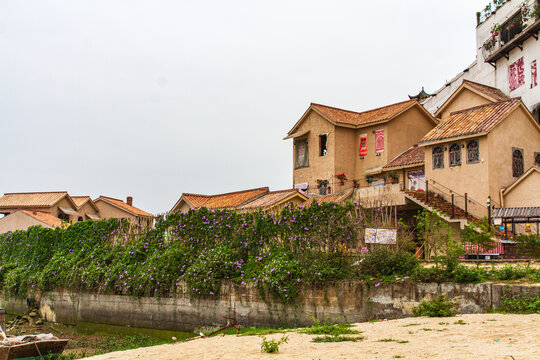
[284,100,438,195]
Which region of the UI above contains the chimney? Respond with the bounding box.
[126,196,133,206]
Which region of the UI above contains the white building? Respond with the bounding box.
[422,0,540,122]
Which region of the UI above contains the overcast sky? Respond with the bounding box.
[0,0,487,214]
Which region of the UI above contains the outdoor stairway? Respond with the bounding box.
[404,190,479,223]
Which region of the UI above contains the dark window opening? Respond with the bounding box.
[532,105,540,125]
[501,11,524,45]
[294,139,309,169]
[58,213,69,221]
[432,146,444,169]
[78,216,83,222]
[467,140,480,164]
[449,143,462,166]
[512,148,524,177]
[319,134,327,156]
[535,152,540,166]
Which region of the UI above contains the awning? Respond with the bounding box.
[59,207,79,216]
[283,130,310,140]
[86,213,100,220]
[364,167,383,176]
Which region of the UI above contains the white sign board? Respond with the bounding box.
[365,228,397,244]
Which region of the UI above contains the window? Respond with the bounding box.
[58,213,69,221]
[466,140,480,164]
[432,146,444,169]
[318,180,328,195]
[294,139,309,169]
[512,148,524,177]
[78,216,83,222]
[319,134,327,156]
[501,10,524,45]
[535,152,540,166]
[449,143,461,166]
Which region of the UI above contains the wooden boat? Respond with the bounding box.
[0,338,69,360]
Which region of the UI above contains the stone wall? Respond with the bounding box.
[0,281,538,332]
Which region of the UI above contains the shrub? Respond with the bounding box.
[494,266,528,281]
[497,294,540,314]
[452,266,483,283]
[413,295,457,317]
[358,248,419,277]
[411,267,448,283]
[260,335,289,353]
[301,317,361,336]
[312,335,364,343]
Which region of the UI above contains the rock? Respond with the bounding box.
[29,311,38,318]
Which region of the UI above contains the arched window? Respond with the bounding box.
[466,140,479,164]
[449,143,461,166]
[432,146,444,169]
[512,148,524,177]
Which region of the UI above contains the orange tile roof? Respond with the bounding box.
[20,210,64,228]
[239,189,306,210]
[71,196,91,208]
[420,98,522,144]
[462,80,509,102]
[383,145,424,169]
[304,189,354,207]
[97,196,154,218]
[311,100,417,128]
[183,187,269,209]
[0,192,69,209]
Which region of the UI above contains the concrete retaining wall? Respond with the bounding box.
[1,281,538,331]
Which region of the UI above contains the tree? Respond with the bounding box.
[514,234,540,263]
[461,219,496,268]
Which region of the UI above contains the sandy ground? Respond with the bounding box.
[85,313,540,360]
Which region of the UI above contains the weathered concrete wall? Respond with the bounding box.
[0,281,538,332]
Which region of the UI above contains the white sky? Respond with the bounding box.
[0,0,487,214]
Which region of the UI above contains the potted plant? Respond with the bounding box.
[335,173,347,186]
[352,179,359,189]
[388,171,399,184]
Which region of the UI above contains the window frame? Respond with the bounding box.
[512,147,524,178]
[466,139,480,164]
[294,138,309,169]
[319,134,328,157]
[432,146,444,169]
[449,143,462,167]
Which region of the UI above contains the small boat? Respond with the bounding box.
[0,334,69,360]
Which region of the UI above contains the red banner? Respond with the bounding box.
[375,129,384,153]
[532,60,537,88]
[359,133,367,156]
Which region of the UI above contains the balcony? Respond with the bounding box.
[482,19,540,64]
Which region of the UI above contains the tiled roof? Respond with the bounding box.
[0,192,69,209]
[239,189,306,210]
[420,98,521,144]
[71,196,91,208]
[383,145,424,169]
[183,187,269,209]
[311,100,417,128]
[304,189,354,207]
[96,196,154,218]
[20,210,64,228]
[462,80,510,102]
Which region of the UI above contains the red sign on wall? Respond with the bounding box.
[509,57,525,91]
[375,129,384,153]
[532,60,537,88]
[359,133,367,156]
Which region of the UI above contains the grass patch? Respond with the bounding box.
[402,323,421,327]
[300,318,361,336]
[221,327,287,337]
[438,322,449,325]
[312,335,364,343]
[422,328,433,331]
[378,339,408,343]
[453,320,467,325]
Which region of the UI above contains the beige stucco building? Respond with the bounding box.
[284,100,438,195]
[420,98,540,217]
[94,196,154,228]
[0,209,65,233]
[0,192,81,223]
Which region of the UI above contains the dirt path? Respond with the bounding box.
[85,313,540,360]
